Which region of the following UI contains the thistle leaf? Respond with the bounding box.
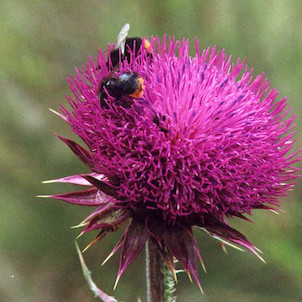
[75,241,119,302]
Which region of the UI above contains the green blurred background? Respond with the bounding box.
[1,1,302,301]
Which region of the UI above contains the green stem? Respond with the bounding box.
[163,263,176,302]
[146,239,165,302]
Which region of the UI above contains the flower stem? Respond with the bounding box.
[146,239,165,302]
[163,263,176,302]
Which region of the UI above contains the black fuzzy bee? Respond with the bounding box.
[103,23,151,69]
[98,71,144,109]
[98,24,147,108]
[98,24,168,132]
[108,37,151,69]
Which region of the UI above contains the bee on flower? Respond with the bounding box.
[43,24,301,295]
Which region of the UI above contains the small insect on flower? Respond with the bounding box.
[107,23,152,69]
[98,23,148,108]
[98,71,145,109]
[153,113,169,133]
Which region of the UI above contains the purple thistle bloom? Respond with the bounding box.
[46,35,301,290]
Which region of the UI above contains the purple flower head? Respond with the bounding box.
[47,33,301,289]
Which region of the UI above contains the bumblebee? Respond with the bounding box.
[98,25,167,132]
[108,37,151,68]
[107,23,151,68]
[98,24,148,108]
[98,71,144,108]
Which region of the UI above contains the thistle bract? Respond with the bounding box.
[48,36,301,289]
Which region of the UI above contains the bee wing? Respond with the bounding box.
[115,23,130,55]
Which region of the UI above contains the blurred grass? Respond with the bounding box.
[1,0,302,301]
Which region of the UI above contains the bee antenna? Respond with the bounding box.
[115,23,130,56]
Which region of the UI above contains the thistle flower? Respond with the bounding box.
[45,33,300,291]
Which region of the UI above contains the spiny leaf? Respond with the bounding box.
[75,241,119,302]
